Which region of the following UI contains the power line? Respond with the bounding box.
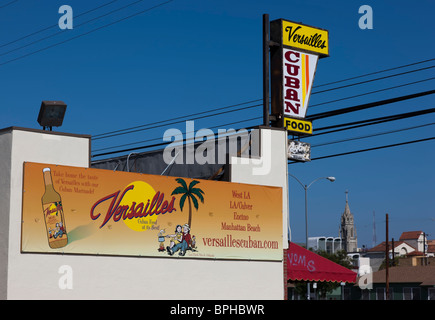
[310,77,435,108]
[93,103,261,141]
[91,121,260,158]
[92,93,435,157]
[307,90,435,121]
[311,136,435,162]
[314,58,435,88]
[311,107,435,136]
[289,136,435,164]
[312,122,435,148]
[93,99,261,139]
[93,87,434,142]
[311,65,435,95]
[0,0,18,9]
[0,0,120,49]
[0,0,149,57]
[92,116,261,153]
[93,105,435,158]
[0,0,174,67]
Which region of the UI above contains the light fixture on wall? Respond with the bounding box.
[37,101,67,131]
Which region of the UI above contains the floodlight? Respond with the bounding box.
[37,101,67,131]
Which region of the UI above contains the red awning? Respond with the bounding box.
[287,242,357,283]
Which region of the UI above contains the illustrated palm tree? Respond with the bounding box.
[171,178,205,229]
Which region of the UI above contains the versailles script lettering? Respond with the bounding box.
[90,185,176,228]
[285,26,326,50]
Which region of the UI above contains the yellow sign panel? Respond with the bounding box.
[282,20,329,56]
[284,117,313,135]
[21,162,283,261]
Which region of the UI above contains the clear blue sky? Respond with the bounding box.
[1,0,434,249]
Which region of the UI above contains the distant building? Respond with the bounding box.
[365,240,416,271]
[350,266,435,300]
[339,191,358,253]
[364,230,434,271]
[399,231,427,253]
[308,236,342,253]
[347,253,371,276]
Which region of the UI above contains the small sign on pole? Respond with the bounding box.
[288,140,311,162]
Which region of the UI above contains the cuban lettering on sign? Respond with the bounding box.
[282,20,329,56]
[282,48,318,119]
[284,117,312,135]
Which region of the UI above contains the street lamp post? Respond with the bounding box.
[288,173,336,300]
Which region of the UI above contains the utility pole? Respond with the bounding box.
[423,232,426,266]
[262,14,270,127]
[372,210,376,248]
[392,238,395,266]
[385,213,389,300]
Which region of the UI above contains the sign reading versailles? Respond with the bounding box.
[280,20,329,57]
[21,162,283,261]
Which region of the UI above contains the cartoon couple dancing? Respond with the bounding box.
[160,223,196,256]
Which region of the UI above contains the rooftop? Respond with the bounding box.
[362,266,435,286]
[399,231,423,241]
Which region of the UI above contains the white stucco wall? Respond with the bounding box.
[1,127,286,300]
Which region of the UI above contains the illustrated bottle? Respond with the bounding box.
[42,168,68,249]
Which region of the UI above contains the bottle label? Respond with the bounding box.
[43,201,67,244]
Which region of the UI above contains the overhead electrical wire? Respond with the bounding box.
[309,77,435,108]
[311,122,435,148]
[93,99,261,139]
[311,65,435,95]
[91,91,435,157]
[0,0,151,57]
[93,106,435,155]
[92,86,434,143]
[0,0,174,67]
[0,0,120,49]
[0,0,18,10]
[310,107,435,137]
[0,3,433,165]
[314,58,435,88]
[306,90,435,121]
[92,116,261,153]
[289,136,435,164]
[93,103,262,141]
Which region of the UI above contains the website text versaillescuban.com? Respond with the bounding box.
[202,234,279,249]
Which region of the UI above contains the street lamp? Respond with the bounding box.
[288,173,335,300]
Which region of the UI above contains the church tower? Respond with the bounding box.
[340,191,358,252]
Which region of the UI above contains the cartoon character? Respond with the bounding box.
[167,224,192,256]
[191,235,196,250]
[166,225,183,255]
[158,229,166,252]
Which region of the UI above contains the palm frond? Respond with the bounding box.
[175,178,188,190]
[191,188,204,203]
[188,180,200,191]
[179,194,187,211]
[171,186,187,195]
[190,193,199,210]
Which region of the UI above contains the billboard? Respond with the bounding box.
[21,162,283,261]
[270,19,328,130]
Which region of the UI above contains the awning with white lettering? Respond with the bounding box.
[287,242,357,283]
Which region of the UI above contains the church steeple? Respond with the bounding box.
[340,190,358,252]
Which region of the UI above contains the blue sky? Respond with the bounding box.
[1,0,434,248]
